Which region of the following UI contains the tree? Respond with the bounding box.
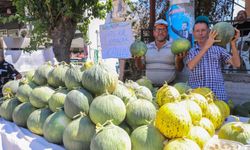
[195,0,233,22]
[10,0,112,62]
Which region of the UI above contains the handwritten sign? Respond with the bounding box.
[170,0,190,5]
[100,22,134,59]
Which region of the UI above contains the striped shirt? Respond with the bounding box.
[145,41,176,86]
[186,44,231,101]
[0,60,19,97]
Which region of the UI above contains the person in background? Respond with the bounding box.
[186,16,241,101]
[233,10,250,65]
[0,50,22,97]
[171,21,193,44]
[135,19,186,86]
[233,10,250,37]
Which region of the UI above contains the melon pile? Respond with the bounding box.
[0,61,233,150]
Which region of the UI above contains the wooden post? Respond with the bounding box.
[246,0,250,17]
[149,0,156,42]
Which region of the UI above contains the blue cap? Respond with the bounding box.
[195,16,210,26]
[154,19,168,26]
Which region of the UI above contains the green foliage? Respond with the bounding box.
[2,0,112,52]
[195,0,233,21]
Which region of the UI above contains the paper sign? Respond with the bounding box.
[170,0,190,5]
[100,22,134,59]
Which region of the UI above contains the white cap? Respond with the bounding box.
[154,19,168,26]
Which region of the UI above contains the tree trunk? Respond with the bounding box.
[50,17,77,63]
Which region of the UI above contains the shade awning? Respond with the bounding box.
[71,37,85,48]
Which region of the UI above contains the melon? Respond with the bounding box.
[89,94,126,125]
[186,126,211,149]
[63,114,96,150]
[171,38,191,54]
[0,98,21,121]
[27,108,53,135]
[156,83,181,106]
[43,110,72,144]
[16,81,37,103]
[29,86,55,108]
[130,40,148,57]
[196,117,215,136]
[126,99,156,129]
[180,100,202,124]
[2,80,20,97]
[218,122,250,144]
[64,64,83,90]
[155,102,192,138]
[164,138,200,150]
[135,86,153,102]
[173,82,191,94]
[81,63,118,95]
[136,76,153,91]
[47,63,68,88]
[32,63,53,86]
[130,124,165,150]
[48,88,68,112]
[212,22,235,48]
[12,102,37,127]
[112,81,136,105]
[204,103,223,129]
[90,122,131,150]
[64,88,93,119]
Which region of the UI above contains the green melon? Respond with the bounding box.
[130,124,165,150]
[212,22,235,48]
[64,88,93,119]
[0,98,21,121]
[130,40,148,57]
[27,108,53,135]
[218,122,250,144]
[63,115,96,150]
[43,110,72,144]
[126,99,156,129]
[90,123,131,150]
[89,94,126,125]
[173,82,191,94]
[12,102,37,127]
[164,138,200,150]
[171,38,191,54]
[2,80,20,97]
[48,88,68,112]
[81,63,118,95]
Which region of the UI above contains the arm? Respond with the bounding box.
[8,63,22,80]
[134,56,145,70]
[227,28,241,68]
[175,51,187,71]
[187,30,218,70]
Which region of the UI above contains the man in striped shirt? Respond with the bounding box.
[186,16,241,101]
[135,19,186,86]
[0,50,21,97]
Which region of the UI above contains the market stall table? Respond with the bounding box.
[0,118,65,150]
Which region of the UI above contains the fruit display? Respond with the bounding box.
[0,61,248,150]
